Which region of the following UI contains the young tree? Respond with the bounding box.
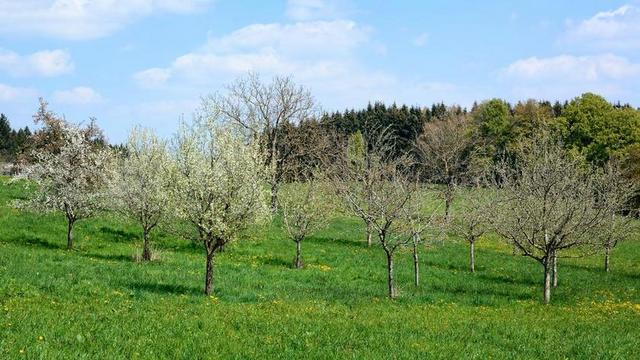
[216,73,316,212]
[415,112,474,222]
[491,137,617,304]
[329,134,416,298]
[21,106,112,249]
[280,174,331,269]
[594,162,639,272]
[400,185,443,287]
[111,127,172,261]
[346,130,376,247]
[451,187,494,273]
[171,105,270,296]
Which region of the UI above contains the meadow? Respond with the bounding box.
[1,176,639,359]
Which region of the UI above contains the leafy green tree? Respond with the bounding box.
[561,93,640,164]
[472,98,512,153]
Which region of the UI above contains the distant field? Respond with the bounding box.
[1,176,639,359]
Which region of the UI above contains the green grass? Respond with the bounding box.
[1,177,639,359]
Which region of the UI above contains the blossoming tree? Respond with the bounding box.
[111,127,172,261]
[171,104,270,295]
[22,105,112,249]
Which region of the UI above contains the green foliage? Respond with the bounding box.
[347,130,365,164]
[561,93,640,164]
[472,98,512,149]
[1,178,639,358]
[0,113,31,162]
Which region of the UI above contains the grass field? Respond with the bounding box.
[1,176,639,359]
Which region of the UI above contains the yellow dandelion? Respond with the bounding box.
[38,336,44,341]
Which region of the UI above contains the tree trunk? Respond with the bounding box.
[366,222,372,247]
[444,196,451,223]
[204,250,216,296]
[543,258,552,304]
[604,245,611,272]
[444,182,454,223]
[66,217,75,250]
[294,240,302,269]
[552,252,558,288]
[412,234,419,287]
[269,128,280,214]
[142,227,152,261]
[270,183,278,213]
[386,251,396,299]
[470,240,475,273]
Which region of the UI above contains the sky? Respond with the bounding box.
[0,0,639,143]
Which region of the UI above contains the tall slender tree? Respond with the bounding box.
[415,111,474,221]
[329,132,417,298]
[216,73,316,212]
[280,173,332,269]
[111,127,172,261]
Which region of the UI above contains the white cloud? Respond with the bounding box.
[133,68,171,88]
[504,54,640,81]
[0,49,73,77]
[0,0,213,40]
[563,4,640,49]
[132,13,463,112]
[133,20,372,89]
[502,54,640,101]
[413,32,429,47]
[53,86,104,105]
[286,0,345,21]
[0,83,37,102]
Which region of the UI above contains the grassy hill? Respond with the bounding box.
[1,176,639,359]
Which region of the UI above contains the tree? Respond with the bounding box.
[111,127,172,261]
[171,105,270,296]
[594,162,639,272]
[415,111,474,221]
[346,130,376,246]
[280,174,331,269]
[471,98,512,156]
[0,114,12,159]
[452,186,494,273]
[491,137,618,304]
[561,93,640,164]
[329,133,416,298]
[216,73,316,212]
[21,106,112,249]
[400,184,443,287]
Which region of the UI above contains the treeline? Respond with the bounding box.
[0,114,31,163]
[276,94,640,182]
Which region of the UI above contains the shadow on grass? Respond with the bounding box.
[476,272,539,287]
[99,226,137,243]
[169,241,204,255]
[423,259,469,272]
[126,281,201,296]
[428,282,533,302]
[260,256,292,268]
[80,252,132,262]
[618,271,640,281]
[5,235,67,250]
[307,236,367,248]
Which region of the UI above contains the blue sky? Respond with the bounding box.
[0,0,638,143]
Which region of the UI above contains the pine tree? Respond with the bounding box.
[0,114,16,160]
